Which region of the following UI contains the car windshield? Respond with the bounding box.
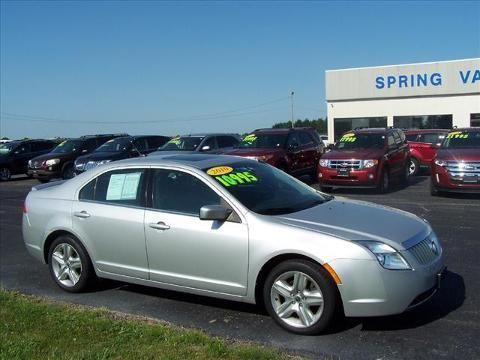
[51,140,83,154]
[0,142,17,154]
[334,133,385,150]
[442,131,480,149]
[159,136,204,151]
[239,133,287,149]
[95,137,131,152]
[204,161,332,215]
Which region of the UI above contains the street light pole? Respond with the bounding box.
[290,90,294,128]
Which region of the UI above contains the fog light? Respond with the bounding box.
[368,174,374,179]
[436,173,440,183]
[319,173,323,178]
[48,167,52,171]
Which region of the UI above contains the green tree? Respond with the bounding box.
[272,118,327,133]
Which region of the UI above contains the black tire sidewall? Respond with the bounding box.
[48,235,94,293]
[410,158,419,176]
[263,259,339,335]
[0,167,11,181]
[378,168,389,193]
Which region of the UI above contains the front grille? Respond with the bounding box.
[328,160,362,170]
[409,237,439,265]
[31,160,43,169]
[446,161,480,183]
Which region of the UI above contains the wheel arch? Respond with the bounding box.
[254,253,342,310]
[43,229,90,264]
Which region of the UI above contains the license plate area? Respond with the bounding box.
[337,168,350,177]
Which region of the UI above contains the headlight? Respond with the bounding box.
[257,155,274,162]
[356,241,411,270]
[363,159,378,168]
[434,159,447,167]
[98,160,111,165]
[319,159,329,167]
[28,160,32,167]
[45,159,60,166]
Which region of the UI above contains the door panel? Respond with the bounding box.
[72,202,148,278]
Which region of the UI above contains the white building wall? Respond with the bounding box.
[327,94,480,143]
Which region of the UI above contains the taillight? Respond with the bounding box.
[22,201,28,214]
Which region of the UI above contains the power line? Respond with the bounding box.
[0,96,289,125]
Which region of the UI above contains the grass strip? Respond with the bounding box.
[0,289,292,360]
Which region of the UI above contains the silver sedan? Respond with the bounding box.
[22,154,444,334]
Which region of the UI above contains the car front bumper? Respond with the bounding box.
[431,165,480,193]
[27,168,60,180]
[329,256,444,317]
[318,167,379,188]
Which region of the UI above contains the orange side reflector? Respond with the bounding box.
[323,263,342,285]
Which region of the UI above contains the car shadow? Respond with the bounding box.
[328,269,465,333]
[96,269,464,335]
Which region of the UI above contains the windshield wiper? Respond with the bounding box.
[256,207,297,215]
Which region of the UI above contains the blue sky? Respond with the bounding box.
[1,0,479,139]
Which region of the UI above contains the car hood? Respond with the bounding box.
[225,148,284,157]
[271,197,429,251]
[323,149,385,160]
[31,152,75,162]
[436,148,480,161]
[76,151,126,163]
[149,150,197,156]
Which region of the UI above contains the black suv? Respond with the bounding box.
[151,133,241,154]
[28,134,126,182]
[0,139,57,181]
[74,135,170,174]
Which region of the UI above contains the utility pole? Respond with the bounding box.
[290,90,295,128]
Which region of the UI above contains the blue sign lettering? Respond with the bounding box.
[375,69,479,89]
[375,76,384,89]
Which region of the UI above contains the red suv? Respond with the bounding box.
[225,128,324,178]
[318,128,410,193]
[431,128,480,195]
[405,129,449,176]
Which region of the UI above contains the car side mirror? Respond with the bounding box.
[288,143,299,150]
[199,205,232,221]
[82,149,88,153]
[200,145,211,151]
[327,144,334,151]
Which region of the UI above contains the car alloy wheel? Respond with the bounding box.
[48,235,95,292]
[51,243,83,287]
[270,271,324,328]
[409,158,419,176]
[0,167,11,181]
[264,259,339,334]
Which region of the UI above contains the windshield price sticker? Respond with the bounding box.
[214,171,258,187]
[206,166,233,176]
[339,133,356,142]
[447,131,469,139]
[58,141,67,147]
[168,137,181,145]
[243,134,257,144]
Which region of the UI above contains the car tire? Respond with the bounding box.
[377,168,389,194]
[401,161,410,185]
[263,259,340,335]
[0,167,11,181]
[409,158,419,177]
[430,181,440,196]
[62,164,74,179]
[48,235,96,293]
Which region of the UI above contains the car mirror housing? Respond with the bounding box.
[199,205,232,221]
[200,145,211,151]
[288,143,299,150]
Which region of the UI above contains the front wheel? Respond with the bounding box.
[377,168,390,193]
[263,259,340,335]
[0,167,11,181]
[62,164,74,179]
[409,158,420,177]
[48,235,95,293]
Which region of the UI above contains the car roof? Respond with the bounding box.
[404,129,450,134]
[177,133,239,137]
[449,127,480,132]
[252,127,314,134]
[347,128,390,134]
[102,153,254,170]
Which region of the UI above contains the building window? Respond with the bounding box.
[333,117,387,140]
[471,114,480,127]
[393,115,452,130]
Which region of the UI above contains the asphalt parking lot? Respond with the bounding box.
[1,175,479,360]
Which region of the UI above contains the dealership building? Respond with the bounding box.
[325,58,480,142]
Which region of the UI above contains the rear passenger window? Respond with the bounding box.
[419,133,446,144]
[133,139,147,152]
[151,169,220,215]
[79,169,146,207]
[406,134,419,142]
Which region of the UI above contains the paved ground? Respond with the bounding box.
[1,175,479,359]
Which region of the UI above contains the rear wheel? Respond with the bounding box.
[48,235,95,293]
[263,259,340,335]
[0,167,11,181]
[409,158,419,177]
[430,181,440,196]
[401,161,410,185]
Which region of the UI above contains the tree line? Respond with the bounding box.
[272,118,327,133]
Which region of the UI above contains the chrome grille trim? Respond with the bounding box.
[446,161,480,182]
[408,237,438,265]
[328,160,362,170]
[84,161,99,171]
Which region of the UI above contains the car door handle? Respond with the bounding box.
[73,211,90,219]
[149,222,170,230]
